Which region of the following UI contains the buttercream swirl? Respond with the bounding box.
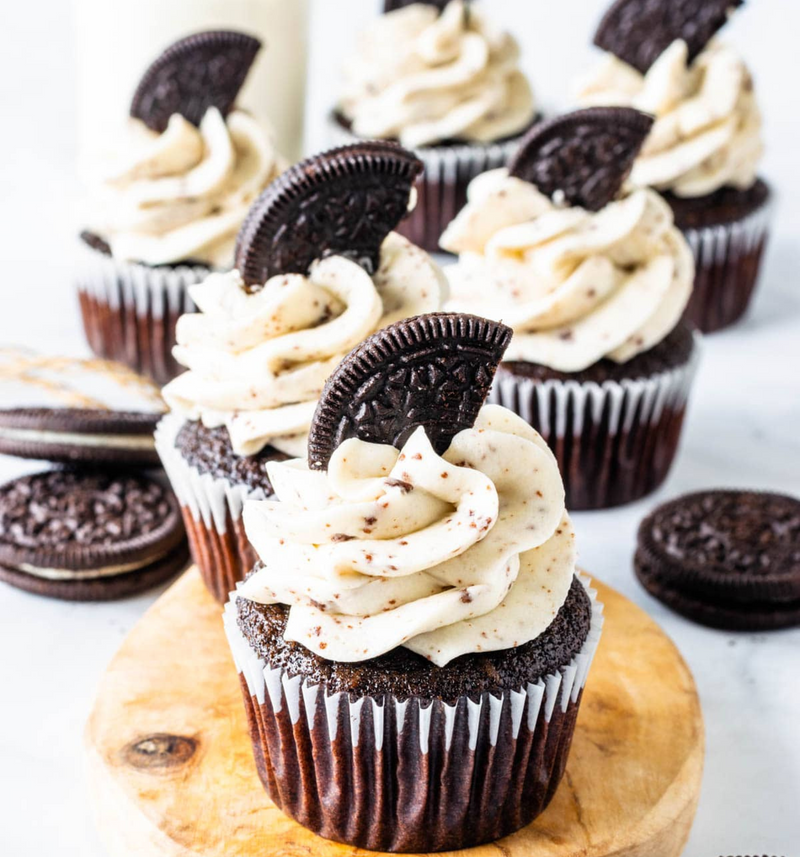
[440,170,694,371]
[339,0,536,148]
[577,40,763,197]
[87,108,287,267]
[162,233,447,457]
[239,405,575,666]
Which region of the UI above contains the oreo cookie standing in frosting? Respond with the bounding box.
[0,470,188,601]
[158,142,444,603]
[443,106,701,510]
[635,490,800,631]
[0,351,165,467]
[582,0,771,333]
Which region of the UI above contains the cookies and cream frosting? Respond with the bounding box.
[440,169,694,372]
[240,405,575,666]
[339,0,536,148]
[577,40,763,197]
[162,233,447,457]
[86,108,287,267]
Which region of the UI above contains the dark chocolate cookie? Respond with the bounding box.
[307,313,512,470]
[508,107,654,211]
[594,0,743,74]
[635,490,800,630]
[0,470,188,601]
[384,0,451,12]
[130,30,261,133]
[0,408,162,468]
[237,572,592,703]
[234,142,423,286]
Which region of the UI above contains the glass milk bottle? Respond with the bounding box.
[74,0,309,177]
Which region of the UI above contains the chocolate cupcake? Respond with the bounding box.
[223,313,604,852]
[577,0,771,332]
[156,142,446,602]
[328,0,539,253]
[441,108,701,510]
[76,31,289,384]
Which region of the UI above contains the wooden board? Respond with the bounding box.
[85,568,704,857]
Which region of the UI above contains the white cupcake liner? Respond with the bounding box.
[326,111,528,253]
[74,238,208,385]
[490,334,702,510]
[224,574,603,851]
[155,413,267,602]
[681,194,774,333]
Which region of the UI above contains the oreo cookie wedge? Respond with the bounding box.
[595,0,743,74]
[508,107,654,211]
[0,470,189,601]
[130,30,261,132]
[234,142,423,286]
[308,313,512,470]
[635,490,800,631]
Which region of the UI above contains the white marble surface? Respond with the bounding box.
[0,1,798,855]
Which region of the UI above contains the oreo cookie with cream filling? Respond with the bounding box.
[0,470,188,601]
[0,350,165,467]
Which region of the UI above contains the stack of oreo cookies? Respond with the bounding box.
[0,351,189,600]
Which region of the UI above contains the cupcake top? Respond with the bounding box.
[441,108,695,372]
[84,31,287,268]
[577,0,762,197]
[162,143,447,458]
[239,314,577,667]
[338,0,536,148]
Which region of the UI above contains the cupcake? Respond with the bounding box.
[328,0,539,253]
[576,0,771,332]
[441,108,701,510]
[224,312,604,852]
[156,142,447,602]
[76,31,288,385]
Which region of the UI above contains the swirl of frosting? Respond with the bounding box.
[162,233,447,457]
[440,170,694,371]
[86,108,287,267]
[239,405,575,666]
[577,40,763,197]
[339,0,536,148]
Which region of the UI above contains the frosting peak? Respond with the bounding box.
[162,233,447,457]
[240,405,575,666]
[87,108,287,267]
[441,170,694,371]
[339,0,536,148]
[577,40,763,197]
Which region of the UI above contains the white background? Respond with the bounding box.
[0,1,799,854]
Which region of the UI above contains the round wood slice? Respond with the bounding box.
[85,568,704,857]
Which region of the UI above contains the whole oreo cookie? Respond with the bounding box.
[307,312,512,470]
[0,470,188,601]
[508,107,654,211]
[635,490,800,630]
[130,30,261,133]
[594,0,743,74]
[384,0,451,11]
[0,408,161,467]
[234,142,423,286]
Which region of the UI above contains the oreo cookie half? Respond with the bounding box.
[130,30,261,133]
[234,142,423,286]
[508,107,654,211]
[594,0,743,74]
[307,313,512,470]
[0,470,189,601]
[635,490,800,630]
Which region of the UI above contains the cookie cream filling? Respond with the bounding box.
[17,552,169,581]
[577,40,763,197]
[0,427,155,450]
[339,0,536,148]
[440,170,694,371]
[86,108,287,268]
[240,405,576,666]
[162,233,447,457]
